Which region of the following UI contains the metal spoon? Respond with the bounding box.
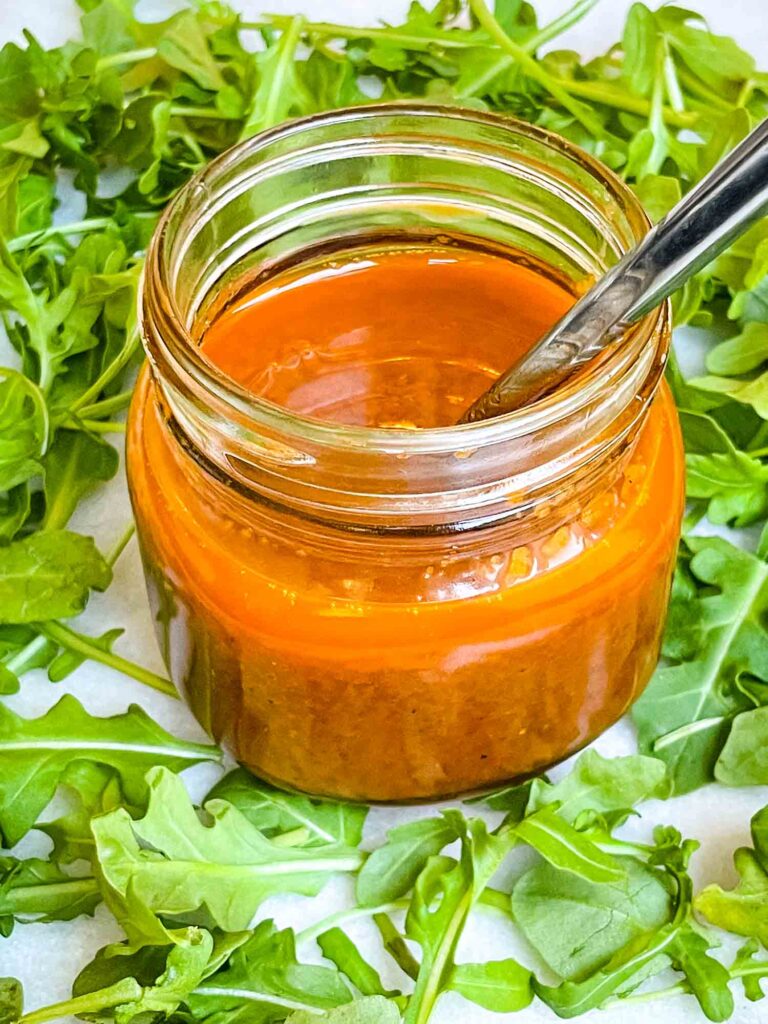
[461,117,768,423]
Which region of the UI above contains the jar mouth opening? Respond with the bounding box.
[144,103,660,456]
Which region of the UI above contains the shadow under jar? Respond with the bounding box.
[128,105,684,802]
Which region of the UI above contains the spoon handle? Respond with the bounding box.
[462,117,768,423]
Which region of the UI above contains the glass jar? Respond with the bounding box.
[128,105,684,802]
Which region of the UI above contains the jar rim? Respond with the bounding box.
[143,102,661,457]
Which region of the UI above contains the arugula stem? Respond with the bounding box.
[255,16,487,49]
[674,64,733,112]
[106,523,136,568]
[605,960,768,1008]
[374,913,421,982]
[468,0,604,136]
[296,884,514,946]
[478,886,512,912]
[296,886,510,947]
[78,391,134,419]
[65,418,126,434]
[3,634,51,675]
[169,105,241,120]
[525,0,602,51]
[736,78,755,107]
[8,216,155,253]
[604,981,690,1008]
[38,622,177,698]
[457,0,601,98]
[550,78,699,127]
[653,715,727,751]
[95,47,158,71]
[298,900,408,945]
[407,890,472,1024]
[17,980,141,1024]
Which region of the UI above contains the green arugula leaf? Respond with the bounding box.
[240,17,310,138]
[0,695,219,844]
[514,806,626,883]
[483,750,668,822]
[0,530,110,624]
[532,827,705,1016]
[93,767,364,945]
[318,929,396,999]
[682,408,768,526]
[730,940,768,1002]
[447,959,533,1012]
[188,920,353,1023]
[633,535,768,793]
[357,815,462,907]
[697,805,768,946]
[156,12,227,92]
[40,761,137,864]
[208,768,367,848]
[715,707,768,785]
[692,371,768,419]
[0,855,99,936]
[41,429,119,532]
[657,7,755,93]
[47,928,213,1024]
[622,3,658,97]
[667,928,734,1022]
[403,816,518,1024]
[707,323,768,377]
[512,856,673,981]
[0,369,47,493]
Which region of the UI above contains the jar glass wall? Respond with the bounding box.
[128,105,684,801]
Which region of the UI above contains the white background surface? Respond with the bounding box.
[1,1,768,1022]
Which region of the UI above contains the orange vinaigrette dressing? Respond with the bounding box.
[128,244,683,800]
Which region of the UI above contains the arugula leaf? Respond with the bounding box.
[730,940,768,1002]
[707,322,768,376]
[483,750,668,822]
[208,768,367,848]
[40,430,119,531]
[633,535,768,793]
[715,707,768,785]
[0,369,47,495]
[0,530,110,624]
[696,805,768,946]
[0,695,219,844]
[682,409,768,526]
[512,856,673,981]
[0,856,99,935]
[318,929,396,999]
[668,928,734,1023]
[514,806,626,883]
[447,959,533,1012]
[188,920,353,1023]
[403,816,519,1024]
[40,761,137,864]
[47,928,213,1024]
[240,17,309,138]
[692,371,768,419]
[156,12,227,92]
[93,767,364,944]
[356,815,462,907]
